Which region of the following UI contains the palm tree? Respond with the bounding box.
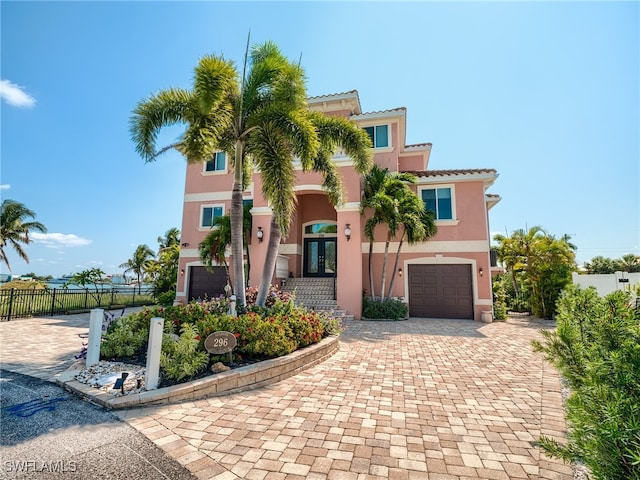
[131,40,324,308]
[360,166,416,299]
[385,188,437,300]
[0,199,47,271]
[254,110,373,306]
[619,253,640,273]
[157,228,180,251]
[119,244,155,293]
[199,215,232,287]
[199,202,254,292]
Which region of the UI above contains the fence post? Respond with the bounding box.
[132,287,136,307]
[84,289,88,309]
[7,288,14,321]
[145,317,164,390]
[86,309,104,367]
[50,288,57,316]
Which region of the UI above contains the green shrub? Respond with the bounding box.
[160,323,209,381]
[532,285,640,479]
[155,289,176,306]
[101,314,149,358]
[362,297,408,320]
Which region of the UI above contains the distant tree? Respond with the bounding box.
[618,253,640,273]
[583,256,619,274]
[64,268,108,302]
[583,254,640,274]
[23,272,54,282]
[119,245,155,293]
[0,199,47,271]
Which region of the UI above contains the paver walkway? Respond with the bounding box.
[110,317,573,480]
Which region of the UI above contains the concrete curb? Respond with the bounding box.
[54,335,339,410]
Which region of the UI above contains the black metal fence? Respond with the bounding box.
[0,287,155,321]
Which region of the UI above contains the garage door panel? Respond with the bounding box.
[408,264,473,319]
[188,266,227,301]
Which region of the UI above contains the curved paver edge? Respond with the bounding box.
[54,335,339,410]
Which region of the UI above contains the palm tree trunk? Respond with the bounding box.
[387,232,405,299]
[256,217,282,307]
[368,240,375,299]
[230,141,246,308]
[244,231,251,288]
[380,240,390,301]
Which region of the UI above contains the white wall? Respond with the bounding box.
[572,272,640,297]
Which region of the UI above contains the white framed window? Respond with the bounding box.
[363,125,389,148]
[204,152,227,173]
[200,204,224,228]
[419,185,456,221]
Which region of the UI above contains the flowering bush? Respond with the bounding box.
[245,284,294,308]
[98,291,339,383]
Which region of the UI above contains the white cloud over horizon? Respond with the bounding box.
[31,232,92,248]
[0,79,36,108]
[0,184,10,190]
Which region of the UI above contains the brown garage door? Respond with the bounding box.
[188,266,227,301]
[408,264,473,319]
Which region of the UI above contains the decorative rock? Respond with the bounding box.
[211,362,230,373]
[75,360,146,396]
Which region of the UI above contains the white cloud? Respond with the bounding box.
[0,184,10,190]
[31,232,92,249]
[0,79,36,108]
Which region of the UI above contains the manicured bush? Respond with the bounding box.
[532,285,640,479]
[101,314,150,358]
[362,297,408,320]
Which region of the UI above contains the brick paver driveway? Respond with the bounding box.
[118,318,572,480]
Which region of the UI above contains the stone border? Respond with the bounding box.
[361,316,409,322]
[54,336,339,410]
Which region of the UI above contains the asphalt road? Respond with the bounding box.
[0,369,196,480]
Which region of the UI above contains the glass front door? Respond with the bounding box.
[303,238,337,277]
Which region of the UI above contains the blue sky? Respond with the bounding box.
[1,1,638,278]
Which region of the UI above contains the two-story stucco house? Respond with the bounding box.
[175,90,500,321]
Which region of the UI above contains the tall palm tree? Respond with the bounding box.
[254,110,373,306]
[0,199,47,271]
[360,166,416,299]
[130,40,323,308]
[385,189,437,300]
[119,244,155,293]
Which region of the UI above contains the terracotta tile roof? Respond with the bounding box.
[352,107,406,117]
[308,90,358,100]
[402,168,497,177]
[405,143,433,148]
[485,193,501,199]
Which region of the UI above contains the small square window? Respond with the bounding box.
[202,206,223,227]
[422,187,453,220]
[205,152,226,172]
[363,125,389,148]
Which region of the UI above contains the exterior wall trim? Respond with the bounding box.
[362,240,490,253]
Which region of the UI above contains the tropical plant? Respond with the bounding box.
[385,185,436,299]
[532,285,640,479]
[0,199,47,271]
[157,227,181,251]
[493,227,576,318]
[584,253,640,274]
[145,243,180,299]
[360,166,427,300]
[119,244,155,293]
[64,268,108,303]
[199,202,253,291]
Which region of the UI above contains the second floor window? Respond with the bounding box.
[205,152,226,172]
[363,125,389,148]
[202,206,223,228]
[422,187,453,220]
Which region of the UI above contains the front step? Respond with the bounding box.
[282,277,352,320]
